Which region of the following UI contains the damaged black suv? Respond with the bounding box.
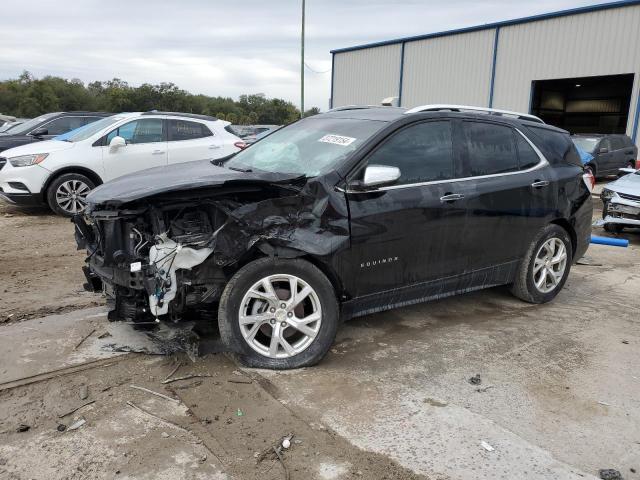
[74,105,592,369]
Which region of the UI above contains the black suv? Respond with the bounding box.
[571,133,638,178]
[0,111,112,153]
[74,105,592,369]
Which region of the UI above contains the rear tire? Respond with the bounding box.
[218,257,339,369]
[510,224,573,304]
[46,173,95,217]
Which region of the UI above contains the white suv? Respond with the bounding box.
[0,112,243,216]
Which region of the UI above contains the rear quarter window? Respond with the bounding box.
[524,126,582,167]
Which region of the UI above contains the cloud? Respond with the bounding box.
[0,0,601,110]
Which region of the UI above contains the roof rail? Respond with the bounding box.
[141,111,218,121]
[326,105,383,112]
[404,104,545,124]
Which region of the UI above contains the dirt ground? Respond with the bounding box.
[1,183,639,479]
[0,202,101,323]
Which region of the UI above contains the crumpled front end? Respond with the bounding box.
[73,176,349,325]
[601,190,640,227]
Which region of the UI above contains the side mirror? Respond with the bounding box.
[350,165,401,191]
[31,127,48,138]
[109,136,126,150]
[599,147,609,154]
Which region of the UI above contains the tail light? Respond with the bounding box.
[234,141,247,150]
[583,170,595,193]
[636,158,640,170]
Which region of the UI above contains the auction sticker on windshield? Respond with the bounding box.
[318,134,356,146]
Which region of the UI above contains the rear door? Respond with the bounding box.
[457,120,553,274]
[167,119,221,164]
[100,118,168,181]
[596,138,615,174]
[346,119,467,297]
[621,136,638,167]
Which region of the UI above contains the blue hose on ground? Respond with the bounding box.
[590,235,629,247]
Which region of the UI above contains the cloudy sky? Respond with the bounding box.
[1,0,604,110]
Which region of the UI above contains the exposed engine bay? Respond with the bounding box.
[73,164,350,326]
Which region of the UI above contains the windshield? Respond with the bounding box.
[225,117,386,176]
[5,113,58,135]
[571,137,599,153]
[57,116,124,142]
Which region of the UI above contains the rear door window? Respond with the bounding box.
[525,126,582,167]
[515,134,541,170]
[43,116,85,135]
[462,121,518,176]
[168,119,213,141]
[609,136,625,150]
[365,120,454,185]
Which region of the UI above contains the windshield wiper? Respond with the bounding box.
[227,166,252,173]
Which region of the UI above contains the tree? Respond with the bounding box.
[0,71,315,125]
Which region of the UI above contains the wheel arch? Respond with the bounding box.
[232,243,347,303]
[550,218,577,258]
[42,167,103,200]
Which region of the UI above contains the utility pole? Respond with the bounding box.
[301,0,305,118]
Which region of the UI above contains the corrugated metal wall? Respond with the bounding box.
[331,3,640,144]
[492,4,640,140]
[332,44,402,108]
[401,29,495,108]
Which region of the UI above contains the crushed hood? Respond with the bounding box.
[87,159,303,206]
[607,171,640,197]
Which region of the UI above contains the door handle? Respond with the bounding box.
[209,145,222,150]
[440,193,465,203]
[531,180,549,189]
[152,150,165,155]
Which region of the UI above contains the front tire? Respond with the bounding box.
[218,257,339,369]
[46,173,95,217]
[510,224,573,304]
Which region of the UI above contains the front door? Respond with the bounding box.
[101,118,168,181]
[346,119,467,298]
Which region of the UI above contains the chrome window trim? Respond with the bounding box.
[342,127,548,193]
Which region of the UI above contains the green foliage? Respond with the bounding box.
[0,71,306,125]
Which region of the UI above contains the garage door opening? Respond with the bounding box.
[530,74,634,134]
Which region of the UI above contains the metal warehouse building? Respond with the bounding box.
[329,0,640,146]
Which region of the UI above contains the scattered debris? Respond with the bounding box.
[480,441,495,452]
[56,424,67,432]
[256,434,295,480]
[199,454,207,463]
[622,340,629,344]
[282,434,293,449]
[469,374,482,385]
[476,385,494,393]
[73,328,96,350]
[16,424,30,433]
[163,361,183,382]
[576,256,603,266]
[236,408,244,417]
[630,468,636,474]
[58,400,96,418]
[129,385,180,404]
[97,331,112,339]
[161,432,170,438]
[227,378,253,384]
[67,418,86,431]
[79,385,89,400]
[173,380,203,390]
[126,401,189,432]
[598,401,612,407]
[599,469,623,480]
[161,374,212,384]
[424,397,448,407]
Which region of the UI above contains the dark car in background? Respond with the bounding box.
[75,105,593,369]
[0,111,112,153]
[571,134,638,178]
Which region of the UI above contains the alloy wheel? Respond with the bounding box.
[238,274,322,359]
[55,180,91,214]
[533,237,568,293]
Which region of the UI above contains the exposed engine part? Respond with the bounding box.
[148,234,214,317]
